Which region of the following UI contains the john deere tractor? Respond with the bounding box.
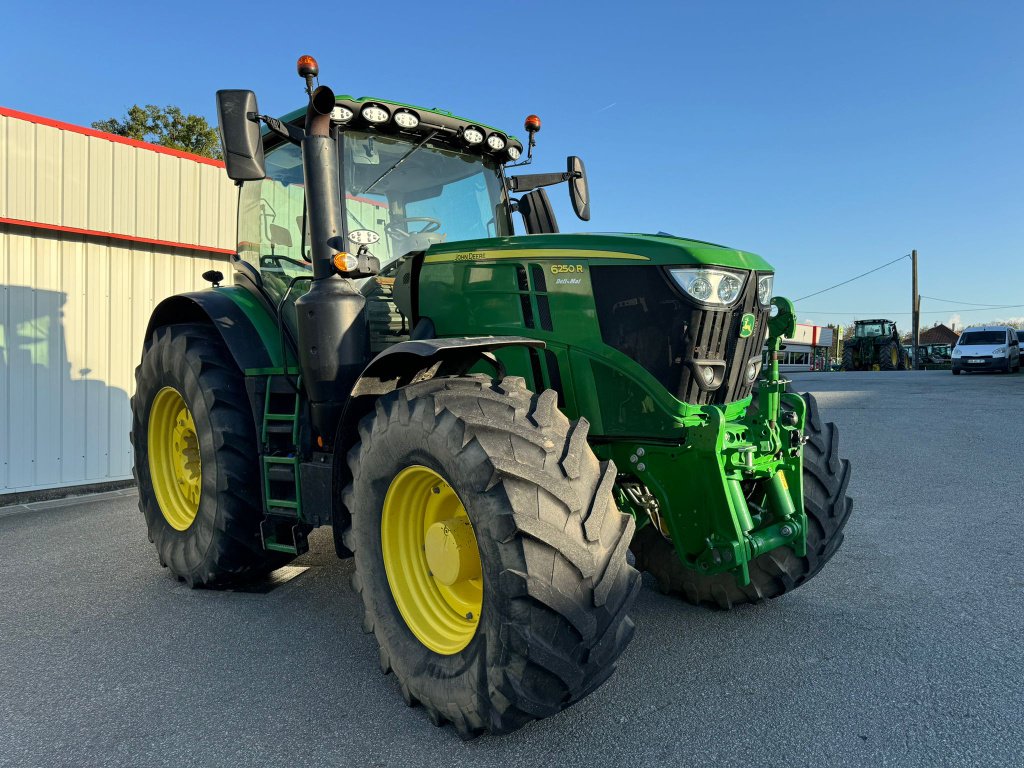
[841,318,910,370]
[131,56,853,737]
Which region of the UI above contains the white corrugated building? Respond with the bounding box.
[0,107,237,496]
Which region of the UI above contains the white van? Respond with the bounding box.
[951,326,1021,374]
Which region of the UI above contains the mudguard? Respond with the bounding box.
[144,286,286,373]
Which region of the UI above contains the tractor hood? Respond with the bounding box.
[421,233,774,272]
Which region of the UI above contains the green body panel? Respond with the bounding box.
[417,233,807,584]
[214,285,298,374]
[423,232,774,271]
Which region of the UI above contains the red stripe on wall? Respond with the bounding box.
[0,217,236,256]
[0,106,227,168]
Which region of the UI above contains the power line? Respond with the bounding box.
[792,253,911,303]
[919,294,1021,308]
[800,305,1024,315]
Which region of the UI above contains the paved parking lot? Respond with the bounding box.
[1,371,1021,767]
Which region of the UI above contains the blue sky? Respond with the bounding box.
[4,0,1022,330]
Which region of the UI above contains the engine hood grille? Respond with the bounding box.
[591,266,770,406]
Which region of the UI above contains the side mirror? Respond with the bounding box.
[567,156,590,221]
[216,90,266,181]
[518,189,560,234]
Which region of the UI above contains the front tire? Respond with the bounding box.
[630,392,852,609]
[131,323,291,586]
[343,375,640,737]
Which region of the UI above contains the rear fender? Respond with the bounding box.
[144,286,287,373]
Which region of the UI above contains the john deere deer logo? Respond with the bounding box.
[739,314,755,338]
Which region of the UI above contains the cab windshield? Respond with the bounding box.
[855,323,889,337]
[342,131,511,268]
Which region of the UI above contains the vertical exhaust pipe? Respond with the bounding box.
[295,85,369,442]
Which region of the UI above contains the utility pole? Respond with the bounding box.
[911,250,920,369]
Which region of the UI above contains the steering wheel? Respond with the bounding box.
[385,217,442,238]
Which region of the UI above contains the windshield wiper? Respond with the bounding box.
[362,131,437,195]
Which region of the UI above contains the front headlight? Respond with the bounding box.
[993,346,1007,357]
[668,268,747,307]
[952,348,962,358]
[757,274,774,306]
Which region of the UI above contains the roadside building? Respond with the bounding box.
[771,323,835,371]
[919,323,960,347]
[0,107,237,496]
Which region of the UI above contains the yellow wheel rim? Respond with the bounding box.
[891,349,898,366]
[381,465,482,655]
[148,387,202,531]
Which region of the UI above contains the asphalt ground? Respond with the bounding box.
[1,370,1021,767]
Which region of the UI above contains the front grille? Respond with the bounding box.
[591,266,769,405]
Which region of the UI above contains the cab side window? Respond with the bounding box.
[237,142,309,302]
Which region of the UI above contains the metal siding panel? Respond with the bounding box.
[157,154,180,242]
[7,117,35,221]
[178,160,199,247]
[218,177,236,250]
[34,124,62,225]
[111,142,136,235]
[197,165,220,249]
[31,234,64,488]
[108,242,133,477]
[135,150,159,241]
[7,233,37,489]
[0,116,7,216]
[88,137,113,233]
[60,236,87,484]
[130,244,154,374]
[84,240,110,481]
[62,131,89,230]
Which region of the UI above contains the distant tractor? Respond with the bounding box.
[129,56,854,737]
[916,343,953,370]
[841,319,910,371]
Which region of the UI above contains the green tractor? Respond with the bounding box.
[131,56,853,737]
[841,319,910,371]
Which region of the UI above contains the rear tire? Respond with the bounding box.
[131,323,292,587]
[841,347,854,371]
[343,375,640,737]
[630,392,852,609]
[879,341,899,371]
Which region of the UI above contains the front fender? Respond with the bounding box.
[329,335,545,558]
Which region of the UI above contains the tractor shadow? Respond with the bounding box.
[0,285,130,494]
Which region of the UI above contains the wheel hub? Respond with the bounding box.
[424,518,482,586]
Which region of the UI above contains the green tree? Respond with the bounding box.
[92,105,222,159]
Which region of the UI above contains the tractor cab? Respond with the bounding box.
[854,319,896,339]
[234,94,588,315]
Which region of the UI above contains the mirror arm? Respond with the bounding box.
[259,114,306,145]
[508,172,571,193]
